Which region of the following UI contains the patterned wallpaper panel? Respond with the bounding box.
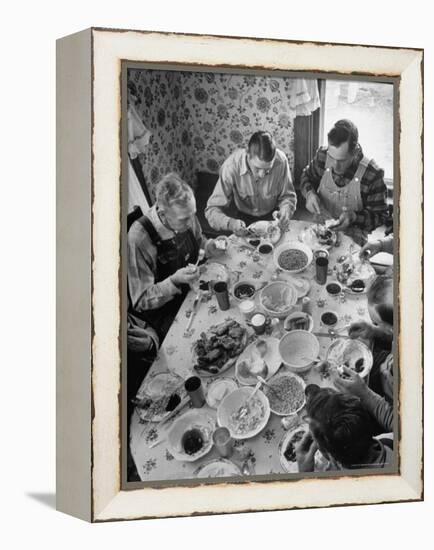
[128,69,301,202]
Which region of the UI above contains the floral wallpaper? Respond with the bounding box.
[128,69,193,203]
[129,69,306,201]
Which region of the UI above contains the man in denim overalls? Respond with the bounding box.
[300,119,388,246]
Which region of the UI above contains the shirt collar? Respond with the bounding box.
[240,150,250,176]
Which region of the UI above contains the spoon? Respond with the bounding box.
[193,248,205,268]
[328,324,350,337]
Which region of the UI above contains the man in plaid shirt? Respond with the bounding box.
[300,119,388,244]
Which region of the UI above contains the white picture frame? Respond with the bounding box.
[56,28,423,522]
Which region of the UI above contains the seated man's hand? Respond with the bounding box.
[348,321,376,345]
[329,209,357,231]
[359,240,382,260]
[229,219,248,237]
[305,191,323,216]
[278,205,291,229]
[331,366,368,399]
[205,238,226,258]
[171,266,199,286]
[127,329,155,354]
[295,430,318,473]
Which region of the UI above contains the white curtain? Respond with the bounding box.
[128,160,149,214]
[291,79,320,116]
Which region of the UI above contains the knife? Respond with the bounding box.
[185,293,201,331]
[148,396,190,449]
[313,332,350,339]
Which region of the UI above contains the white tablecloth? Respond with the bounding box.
[130,221,372,481]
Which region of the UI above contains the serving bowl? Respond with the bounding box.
[274,241,313,274]
[278,330,320,373]
[262,372,306,416]
[259,281,297,319]
[217,387,270,440]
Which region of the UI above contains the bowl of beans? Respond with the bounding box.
[231,280,257,302]
[320,310,339,327]
[274,241,313,274]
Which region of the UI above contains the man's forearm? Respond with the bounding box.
[204,205,233,232]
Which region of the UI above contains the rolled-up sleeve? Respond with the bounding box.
[277,156,297,217]
[300,148,325,198]
[127,224,180,313]
[205,160,235,231]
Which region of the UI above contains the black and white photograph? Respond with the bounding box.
[125,67,396,484]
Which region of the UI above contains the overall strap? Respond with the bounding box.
[137,215,163,248]
[353,156,371,183]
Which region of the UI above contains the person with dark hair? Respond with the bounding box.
[205,131,297,236]
[295,385,393,472]
[300,119,388,245]
[128,172,225,342]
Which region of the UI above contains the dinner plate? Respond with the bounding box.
[167,409,216,462]
[136,372,186,422]
[205,378,239,408]
[326,338,373,379]
[279,424,309,473]
[194,458,242,479]
[299,224,337,250]
[246,220,282,245]
[279,424,329,473]
[192,321,249,378]
[235,337,282,385]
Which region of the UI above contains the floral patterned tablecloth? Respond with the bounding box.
[130,221,371,481]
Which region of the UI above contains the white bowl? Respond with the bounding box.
[283,311,314,333]
[166,410,216,462]
[231,280,258,302]
[279,330,320,373]
[217,387,270,440]
[274,241,313,274]
[262,372,306,416]
[259,281,297,319]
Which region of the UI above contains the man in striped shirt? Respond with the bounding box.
[205,131,297,236]
[300,119,388,243]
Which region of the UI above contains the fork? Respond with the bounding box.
[236,380,262,419]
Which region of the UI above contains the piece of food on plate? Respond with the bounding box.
[283,428,307,463]
[256,339,268,357]
[312,224,334,245]
[214,237,228,250]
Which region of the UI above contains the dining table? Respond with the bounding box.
[129,220,374,482]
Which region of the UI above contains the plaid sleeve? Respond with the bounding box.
[300,147,327,198]
[354,167,388,232]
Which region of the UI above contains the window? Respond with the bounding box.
[322,80,394,183]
